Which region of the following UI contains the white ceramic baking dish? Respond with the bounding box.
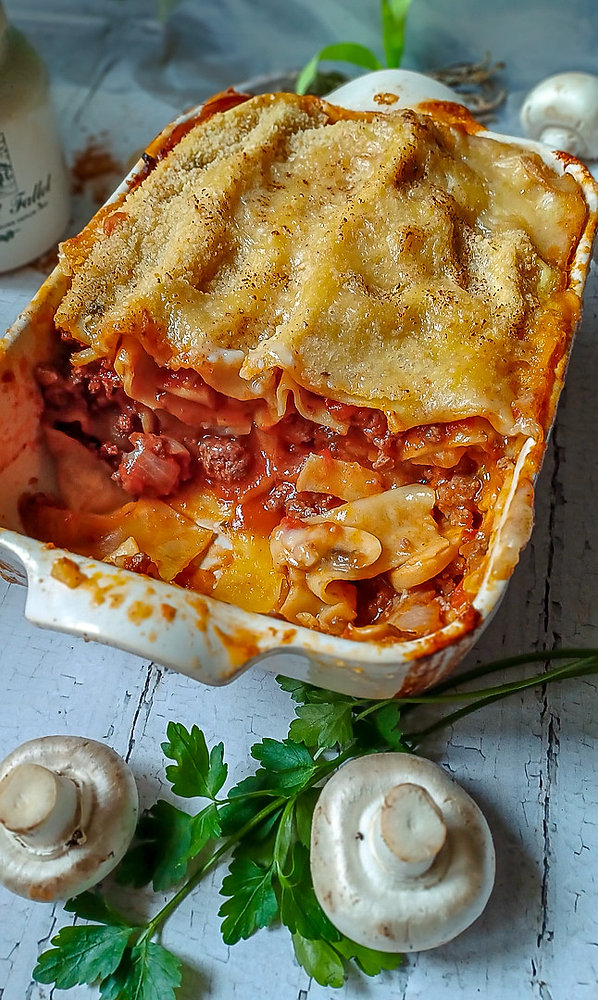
[0,70,596,698]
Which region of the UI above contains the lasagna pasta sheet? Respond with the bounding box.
[27,91,594,644]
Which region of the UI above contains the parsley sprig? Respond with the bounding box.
[33,648,598,997]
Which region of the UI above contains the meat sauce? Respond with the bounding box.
[26,322,512,639]
[37,352,492,528]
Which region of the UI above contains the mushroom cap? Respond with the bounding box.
[520,72,598,159]
[327,68,460,113]
[310,753,495,952]
[0,736,138,901]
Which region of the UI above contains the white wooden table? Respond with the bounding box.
[1,2,597,998]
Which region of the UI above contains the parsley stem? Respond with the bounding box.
[138,746,357,944]
[404,656,598,746]
[416,648,598,696]
[398,655,598,706]
[138,797,286,943]
[273,799,296,873]
[214,790,280,804]
[353,699,398,723]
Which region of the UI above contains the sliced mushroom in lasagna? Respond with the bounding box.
[25,90,591,640]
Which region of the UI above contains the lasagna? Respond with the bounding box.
[24,90,591,642]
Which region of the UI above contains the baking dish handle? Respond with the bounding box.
[0,528,260,686]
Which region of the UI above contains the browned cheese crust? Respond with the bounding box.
[55,92,587,439]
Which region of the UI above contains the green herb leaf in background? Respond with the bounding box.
[295,0,413,96]
[296,42,382,96]
[380,0,413,67]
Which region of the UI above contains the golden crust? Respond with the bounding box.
[56,92,587,436]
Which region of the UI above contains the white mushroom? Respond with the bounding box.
[310,753,495,952]
[520,72,598,160]
[0,736,138,901]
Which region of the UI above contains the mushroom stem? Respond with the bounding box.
[0,762,80,851]
[539,125,583,156]
[372,782,447,880]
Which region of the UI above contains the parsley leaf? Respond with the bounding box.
[334,935,404,975]
[250,739,316,794]
[279,842,340,942]
[271,800,293,866]
[187,802,221,858]
[218,770,278,835]
[276,676,319,703]
[276,676,354,706]
[33,925,131,990]
[294,789,319,849]
[162,722,227,799]
[370,701,406,750]
[99,941,182,1000]
[291,932,346,987]
[218,856,279,944]
[289,701,354,749]
[64,891,129,927]
[117,800,193,891]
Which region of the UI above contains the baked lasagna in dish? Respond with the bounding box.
[24,90,594,643]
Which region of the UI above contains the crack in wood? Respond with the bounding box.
[125,662,163,762]
[537,710,559,951]
[36,907,58,949]
[532,423,564,991]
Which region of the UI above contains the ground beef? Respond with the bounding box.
[117,551,161,578]
[284,491,341,519]
[198,435,252,483]
[76,361,121,401]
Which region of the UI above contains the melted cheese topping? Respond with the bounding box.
[56,92,586,437]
